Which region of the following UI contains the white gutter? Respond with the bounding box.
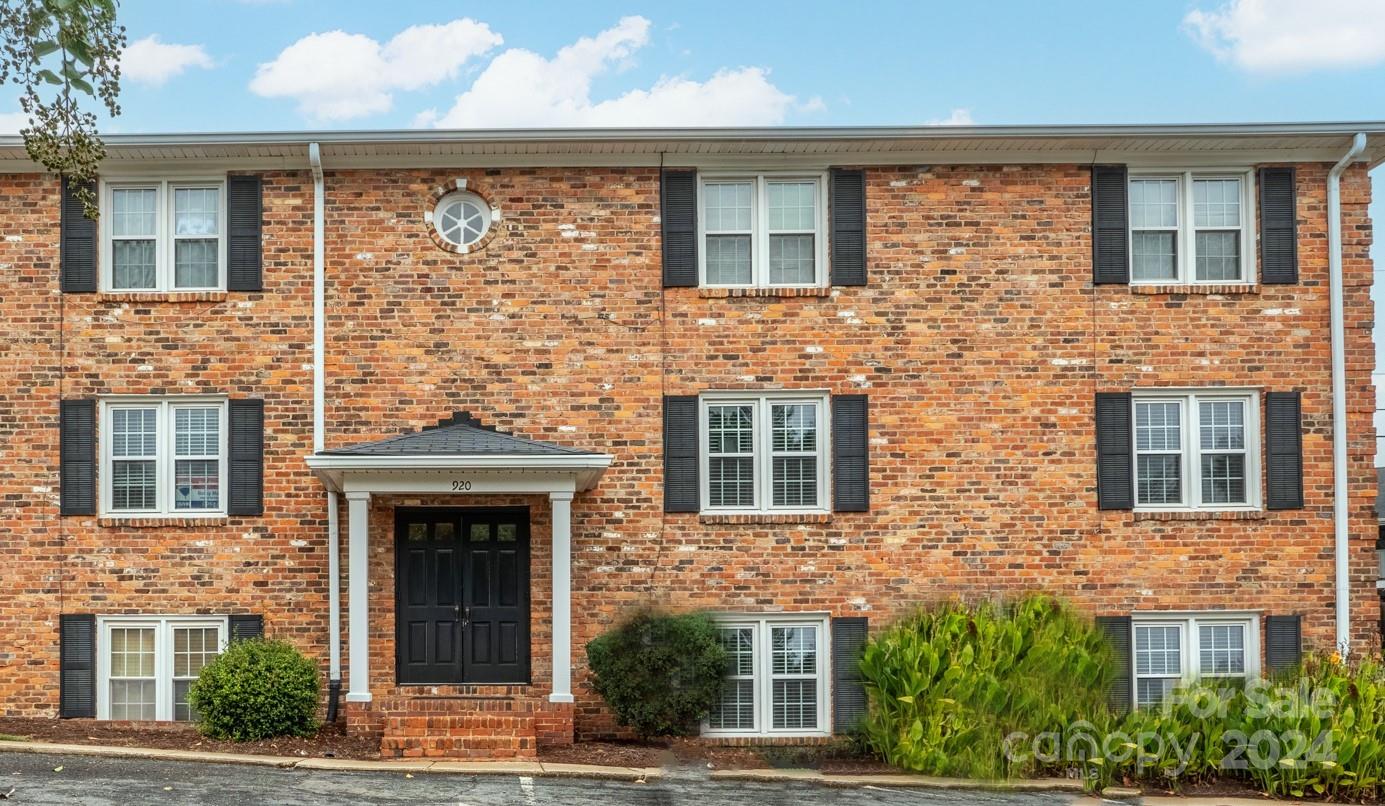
[1329,132,1367,656]
[309,142,341,687]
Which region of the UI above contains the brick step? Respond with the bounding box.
[379,698,538,759]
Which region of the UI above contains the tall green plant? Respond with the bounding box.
[858,595,1112,779]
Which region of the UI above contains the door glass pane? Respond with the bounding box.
[407,522,428,542]
[433,521,455,541]
[496,523,517,542]
[470,523,491,542]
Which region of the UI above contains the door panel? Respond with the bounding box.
[396,513,464,685]
[460,510,530,684]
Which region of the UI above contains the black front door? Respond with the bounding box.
[396,507,530,685]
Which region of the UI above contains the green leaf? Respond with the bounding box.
[36,69,62,86]
[33,40,60,59]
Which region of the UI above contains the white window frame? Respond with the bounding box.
[1128,170,1256,286]
[702,614,832,738]
[100,397,229,518]
[696,172,829,288]
[698,391,831,515]
[96,615,227,721]
[99,178,228,292]
[1132,389,1261,512]
[1131,612,1260,710]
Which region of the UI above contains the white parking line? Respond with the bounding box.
[518,775,537,806]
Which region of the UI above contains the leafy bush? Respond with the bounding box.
[188,638,320,741]
[586,609,727,738]
[859,595,1112,779]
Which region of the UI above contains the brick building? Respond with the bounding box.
[0,124,1381,758]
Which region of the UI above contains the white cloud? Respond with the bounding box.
[251,19,502,121]
[1183,0,1385,73]
[0,112,26,133]
[926,108,975,126]
[421,16,798,128]
[121,35,213,87]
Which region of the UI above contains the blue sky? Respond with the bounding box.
[6,0,1385,453]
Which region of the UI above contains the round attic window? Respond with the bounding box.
[433,191,492,249]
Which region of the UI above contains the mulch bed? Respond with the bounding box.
[0,717,890,773]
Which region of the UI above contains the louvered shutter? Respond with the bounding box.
[663,395,699,512]
[661,170,698,287]
[228,614,264,642]
[59,614,97,718]
[832,617,869,733]
[1091,165,1129,284]
[60,399,97,515]
[227,399,264,516]
[1095,392,1133,510]
[60,177,97,293]
[830,168,867,286]
[832,395,869,512]
[227,175,263,291]
[1265,392,1304,510]
[1264,615,1302,676]
[1095,615,1132,715]
[1259,168,1298,284]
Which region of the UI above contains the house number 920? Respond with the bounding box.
[451,480,472,491]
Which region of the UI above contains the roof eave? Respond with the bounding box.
[305,452,614,492]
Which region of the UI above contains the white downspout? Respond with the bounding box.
[1329,132,1367,656]
[309,143,342,695]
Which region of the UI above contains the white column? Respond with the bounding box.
[549,491,574,703]
[345,491,372,702]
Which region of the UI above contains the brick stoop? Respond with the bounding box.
[377,696,538,760]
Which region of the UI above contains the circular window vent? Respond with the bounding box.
[433,191,492,249]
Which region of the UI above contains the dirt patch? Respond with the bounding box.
[537,740,671,768]
[0,717,380,761]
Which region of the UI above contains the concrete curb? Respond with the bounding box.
[707,768,1088,792]
[0,740,659,782]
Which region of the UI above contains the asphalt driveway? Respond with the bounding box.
[0,751,1090,805]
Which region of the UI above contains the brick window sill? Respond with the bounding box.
[698,512,833,525]
[98,291,229,304]
[697,287,833,299]
[1129,284,1259,296]
[98,516,230,528]
[1133,510,1267,522]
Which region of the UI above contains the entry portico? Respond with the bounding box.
[305,413,611,708]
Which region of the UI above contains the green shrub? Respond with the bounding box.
[858,595,1113,780]
[585,609,727,738]
[188,638,320,741]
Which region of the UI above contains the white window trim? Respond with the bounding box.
[96,615,228,721]
[1132,389,1261,512]
[1131,612,1261,710]
[99,178,228,293]
[702,613,832,738]
[99,397,229,518]
[1128,169,1256,286]
[696,171,830,288]
[698,391,831,515]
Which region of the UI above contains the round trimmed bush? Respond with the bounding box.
[586,609,727,738]
[188,638,320,741]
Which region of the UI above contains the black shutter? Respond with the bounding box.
[1095,615,1132,715]
[832,617,869,734]
[661,169,697,287]
[1259,168,1298,284]
[663,395,699,512]
[832,394,869,512]
[1265,391,1304,510]
[227,399,264,516]
[830,168,867,286]
[1264,615,1302,676]
[1095,392,1133,510]
[228,614,264,642]
[59,614,96,718]
[60,399,97,516]
[1091,165,1129,285]
[227,175,263,291]
[60,177,97,293]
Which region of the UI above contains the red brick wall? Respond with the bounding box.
[0,162,1374,745]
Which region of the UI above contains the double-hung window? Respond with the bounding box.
[1133,613,1259,709]
[103,398,227,517]
[701,393,828,513]
[704,615,830,736]
[98,616,226,721]
[699,173,827,287]
[1133,391,1259,511]
[104,180,226,291]
[1129,172,1254,284]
